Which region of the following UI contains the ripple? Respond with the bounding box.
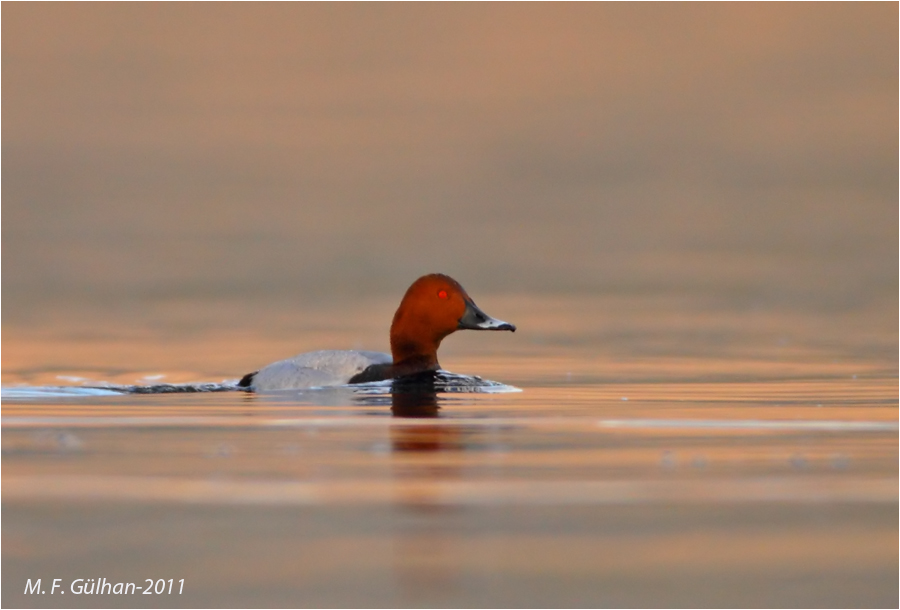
[1,370,520,401]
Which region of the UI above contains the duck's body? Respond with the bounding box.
[239,350,392,391]
[238,274,515,391]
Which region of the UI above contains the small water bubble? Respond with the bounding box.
[621,396,628,401]
[851,374,857,380]
[660,451,676,469]
[830,454,850,470]
[210,444,235,458]
[691,455,708,469]
[57,432,83,451]
[280,443,301,456]
[369,442,390,455]
[789,454,808,470]
[34,430,83,452]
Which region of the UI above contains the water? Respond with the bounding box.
[3,293,896,607]
[3,4,896,606]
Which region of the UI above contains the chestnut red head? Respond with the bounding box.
[389,274,515,367]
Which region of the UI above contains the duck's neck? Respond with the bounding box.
[390,330,442,374]
[347,332,441,385]
[390,354,440,377]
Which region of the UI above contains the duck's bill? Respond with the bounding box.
[458,300,516,332]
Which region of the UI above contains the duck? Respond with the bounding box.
[237,273,516,391]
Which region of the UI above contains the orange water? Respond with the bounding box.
[3,4,897,606]
[2,294,896,607]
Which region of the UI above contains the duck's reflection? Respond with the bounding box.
[390,388,439,418]
[388,372,467,453]
[388,371,442,418]
[386,373,466,598]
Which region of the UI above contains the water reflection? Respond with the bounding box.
[389,371,442,419]
[386,374,478,603]
[388,373,467,454]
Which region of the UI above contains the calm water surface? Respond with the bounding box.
[3,294,897,607]
[4,4,896,607]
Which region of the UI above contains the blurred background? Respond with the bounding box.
[2,8,897,607]
[3,3,897,327]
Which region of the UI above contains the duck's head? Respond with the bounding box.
[389,273,515,367]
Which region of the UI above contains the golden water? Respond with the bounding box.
[3,4,896,607]
[3,294,896,607]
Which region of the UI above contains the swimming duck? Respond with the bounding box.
[237,273,515,391]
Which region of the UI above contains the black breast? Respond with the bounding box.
[348,363,393,384]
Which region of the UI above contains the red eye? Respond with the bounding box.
[437,289,448,300]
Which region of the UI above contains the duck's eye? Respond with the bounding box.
[437,289,448,300]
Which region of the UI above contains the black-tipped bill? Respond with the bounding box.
[458,299,516,332]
